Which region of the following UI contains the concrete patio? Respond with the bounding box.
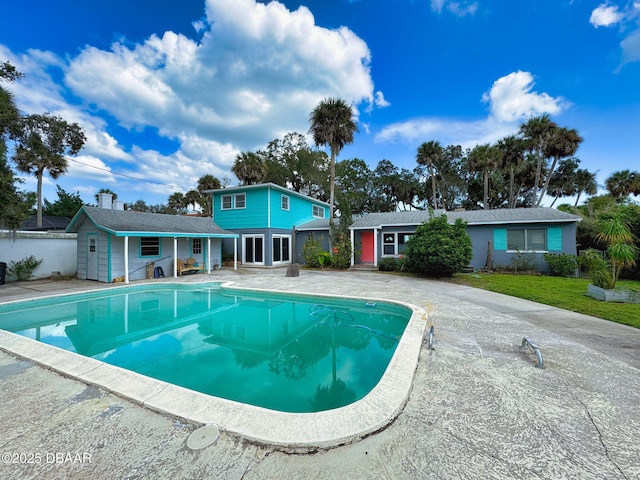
[1,269,639,479]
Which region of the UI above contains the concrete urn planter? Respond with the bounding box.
[587,284,640,303]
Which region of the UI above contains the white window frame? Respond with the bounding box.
[272,234,291,265]
[381,232,414,256]
[281,195,290,211]
[221,195,232,210]
[234,193,246,209]
[242,234,264,265]
[312,205,324,218]
[507,228,548,252]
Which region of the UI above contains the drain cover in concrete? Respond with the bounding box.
[187,425,220,450]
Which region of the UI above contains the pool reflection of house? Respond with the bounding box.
[60,289,315,357]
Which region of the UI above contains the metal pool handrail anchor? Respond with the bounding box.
[427,325,435,350]
[521,336,545,369]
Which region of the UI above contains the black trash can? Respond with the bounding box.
[0,262,6,285]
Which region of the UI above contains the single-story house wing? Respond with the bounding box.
[296,208,581,272]
[66,203,238,283]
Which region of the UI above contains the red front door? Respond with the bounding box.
[361,231,374,263]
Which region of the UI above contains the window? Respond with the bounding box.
[281,195,290,211]
[221,193,245,210]
[398,233,413,254]
[507,229,547,251]
[192,238,202,255]
[244,235,264,264]
[312,205,324,218]
[89,238,96,253]
[383,234,395,255]
[272,235,291,264]
[140,237,160,257]
[382,232,414,256]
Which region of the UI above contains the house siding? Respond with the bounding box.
[214,188,269,230]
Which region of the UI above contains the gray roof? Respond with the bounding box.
[66,206,238,238]
[297,208,581,231]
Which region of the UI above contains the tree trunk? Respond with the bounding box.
[574,191,582,207]
[509,165,515,208]
[36,169,44,229]
[483,169,489,210]
[537,156,558,207]
[430,165,437,209]
[328,147,336,250]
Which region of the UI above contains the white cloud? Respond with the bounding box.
[482,71,567,122]
[374,91,391,108]
[65,0,377,149]
[590,2,640,66]
[590,4,624,27]
[375,71,567,148]
[431,0,478,16]
[3,0,383,203]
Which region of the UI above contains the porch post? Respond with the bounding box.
[234,237,238,271]
[373,228,378,267]
[173,237,178,278]
[350,229,355,266]
[124,236,130,284]
[207,237,211,273]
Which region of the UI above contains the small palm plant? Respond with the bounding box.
[580,211,638,290]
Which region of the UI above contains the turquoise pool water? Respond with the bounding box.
[0,284,412,413]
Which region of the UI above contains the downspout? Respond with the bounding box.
[234,237,238,271]
[173,237,178,278]
[124,236,130,284]
[350,228,355,266]
[373,228,379,267]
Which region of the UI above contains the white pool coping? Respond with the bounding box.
[0,282,426,451]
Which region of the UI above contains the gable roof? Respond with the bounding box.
[206,183,330,206]
[297,208,581,231]
[66,206,238,238]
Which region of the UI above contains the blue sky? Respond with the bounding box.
[1,0,639,208]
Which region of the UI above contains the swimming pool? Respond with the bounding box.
[0,283,411,413]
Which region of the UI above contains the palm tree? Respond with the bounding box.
[519,115,557,207]
[196,174,221,216]
[467,144,502,210]
[167,192,186,213]
[538,126,583,206]
[309,97,358,224]
[416,140,443,209]
[232,151,266,185]
[14,113,86,228]
[184,189,201,213]
[496,135,526,208]
[605,170,640,200]
[573,169,598,207]
[547,158,579,207]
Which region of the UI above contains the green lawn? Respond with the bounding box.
[445,273,640,329]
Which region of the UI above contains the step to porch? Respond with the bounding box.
[348,264,378,272]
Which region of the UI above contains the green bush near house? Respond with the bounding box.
[378,257,399,272]
[544,253,578,277]
[404,215,472,277]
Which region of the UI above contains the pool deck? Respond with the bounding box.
[1,269,639,479]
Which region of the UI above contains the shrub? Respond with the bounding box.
[404,215,472,277]
[544,253,578,277]
[512,250,538,272]
[331,233,352,270]
[378,257,399,272]
[579,249,611,289]
[8,255,43,281]
[302,234,330,268]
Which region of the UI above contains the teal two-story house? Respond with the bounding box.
[210,183,329,267]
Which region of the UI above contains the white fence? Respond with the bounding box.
[0,231,77,281]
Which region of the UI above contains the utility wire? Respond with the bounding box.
[67,157,191,191]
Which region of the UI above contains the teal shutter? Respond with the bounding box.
[547,227,562,251]
[493,229,507,250]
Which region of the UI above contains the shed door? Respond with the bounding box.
[87,234,98,280]
[361,231,375,263]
